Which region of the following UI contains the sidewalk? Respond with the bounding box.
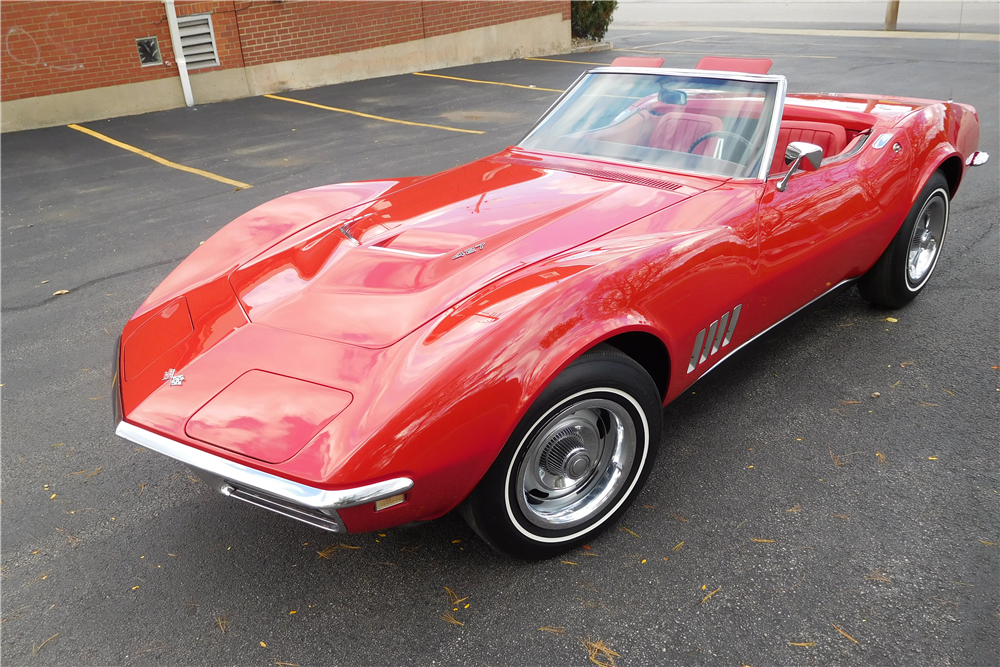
[613,0,999,33]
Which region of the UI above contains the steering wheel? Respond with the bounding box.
[688,131,753,163]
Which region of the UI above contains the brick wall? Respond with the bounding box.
[1,1,569,103]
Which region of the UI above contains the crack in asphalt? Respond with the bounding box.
[1,257,186,313]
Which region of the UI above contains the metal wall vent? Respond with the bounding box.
[494,156,683,191]
[176,13,219,70]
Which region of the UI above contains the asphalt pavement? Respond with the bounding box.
[2,25,998,667]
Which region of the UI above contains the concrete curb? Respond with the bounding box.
[573,41,614,53]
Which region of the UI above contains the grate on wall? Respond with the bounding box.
[494,156,683,191]
[177,13,219,70]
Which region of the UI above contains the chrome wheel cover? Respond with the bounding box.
[515,396,636,531]
[906,189,948,290]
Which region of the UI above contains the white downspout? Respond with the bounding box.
[163,0,194,107]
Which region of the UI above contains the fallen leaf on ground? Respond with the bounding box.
[700,586,721,604]
[839,400,860,405]
[52,290,69,296]
[32,633,59,656]
[900,361,915,367]
[834,514,851,521]
[980,540,997,546]
[672,541,685,551]
[440,612,464,626]
[884,317,898,323]
[832,623,859,644]
[941,388,956,396]
[316,545,339,559]
[538,626,566,634]
[669,513,689,522]
[561,560,578,566]
[581,635,620,667]
[789,642,816,647]
[215,614,229,633]
[750,538,775,543]
[876,452,887,464]
[787,505,802,512]
[444,587,468,606]
[619,526,641,538]
[865,571,891,583]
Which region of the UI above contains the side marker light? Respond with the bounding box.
[375,494,406,511]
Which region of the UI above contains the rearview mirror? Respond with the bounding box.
[776,141,823,192]
[657,88,687,105]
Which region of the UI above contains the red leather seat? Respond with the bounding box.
[770,120,847,174]
[647,112,725,154]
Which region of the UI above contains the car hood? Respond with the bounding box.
[229,151,713,347]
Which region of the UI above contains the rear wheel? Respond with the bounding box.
[461,346,662,560]
[858,172,950,308]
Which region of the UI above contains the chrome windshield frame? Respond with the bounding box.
[518,66,787,182]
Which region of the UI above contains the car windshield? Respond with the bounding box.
[519,71,779,179]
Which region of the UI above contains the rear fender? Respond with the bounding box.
[907,101,980,206]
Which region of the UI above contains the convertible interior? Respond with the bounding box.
[582,56,878,177]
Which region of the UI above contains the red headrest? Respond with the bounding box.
[611,57,666,68]
[696,56,773,74]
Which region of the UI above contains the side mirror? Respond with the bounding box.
[776,141,823,192]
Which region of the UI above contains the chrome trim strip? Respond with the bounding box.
[711,312,730,355]
[369,246,446,259]
[699,280,856,382]
[723,304,742,346]
[700,320,719,364]
[758,76,787,180]
[588,66,786,85]
[687,328,706,373]
[115,421,413,512]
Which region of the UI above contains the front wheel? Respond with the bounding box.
[858,172,950,308]
[461,346,662,560]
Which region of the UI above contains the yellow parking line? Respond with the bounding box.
[614,48,835,59]
[525,57,613,66]
[412,72,563,93]
[68,124,252,189]
[264,93,483,134]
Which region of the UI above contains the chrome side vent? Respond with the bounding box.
[494,156,684,191]
[687,304,742,374]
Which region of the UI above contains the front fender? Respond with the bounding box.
[136,178,424,318]
[334,230,707,531]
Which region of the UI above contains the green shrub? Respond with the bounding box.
[571,1,618,41]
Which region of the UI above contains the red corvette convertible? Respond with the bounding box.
[114,58,987,559]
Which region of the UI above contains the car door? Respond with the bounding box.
[754,154,886,324]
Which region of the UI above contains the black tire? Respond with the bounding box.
[858,172,950,308]
[461,345,662,560]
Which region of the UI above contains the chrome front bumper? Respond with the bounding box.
[115,421,413,532]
